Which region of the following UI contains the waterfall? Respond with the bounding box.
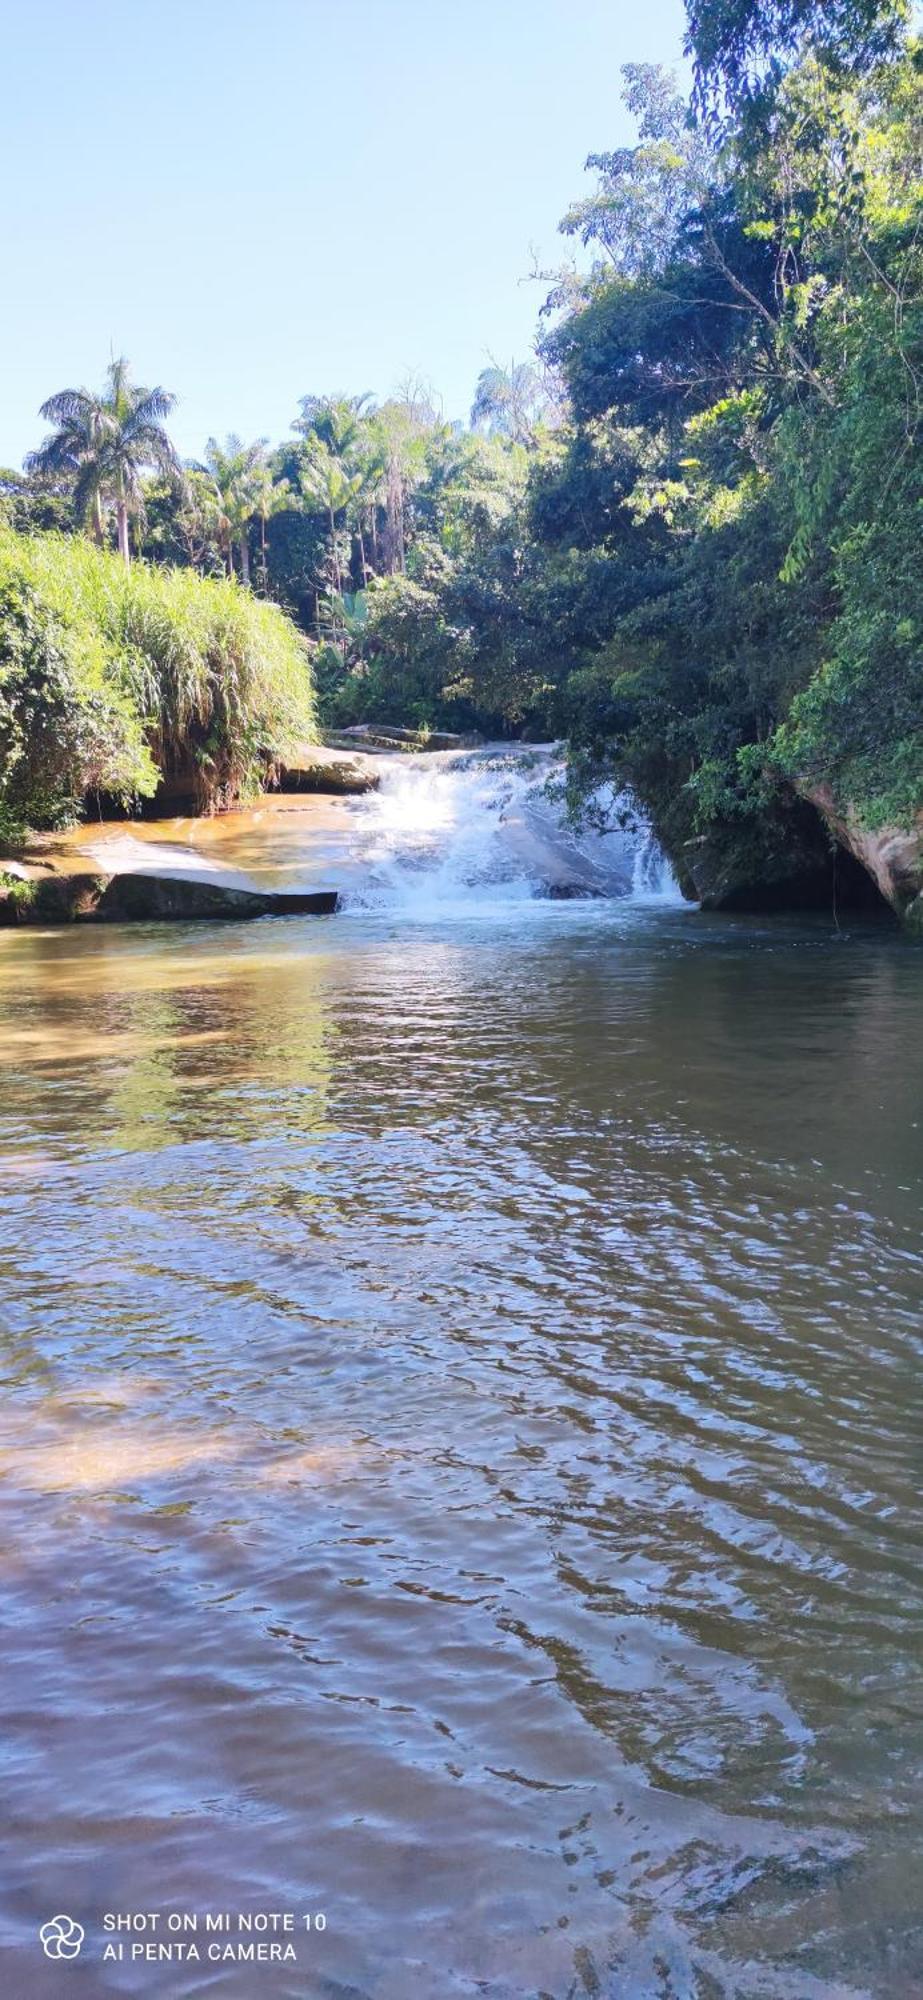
[344,745,682,913]
[630,826,685,903]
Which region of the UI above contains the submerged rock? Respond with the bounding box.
[0,871,337,926]
[95,875,338,922]
[542,881,605,900]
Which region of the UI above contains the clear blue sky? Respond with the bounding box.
[2,0,688,468]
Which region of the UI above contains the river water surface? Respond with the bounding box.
[1,760,921,1998]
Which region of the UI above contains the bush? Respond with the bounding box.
[0,552,154,836]
[0,529,317,830]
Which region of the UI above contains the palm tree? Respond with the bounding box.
[250,462,292,594]
[24,397,109,542]
[165,467,225,574]
[296,397,390,583]
[27,357,182,565]
[364,398,435,574]
[470,360,544,444]
[293,394,372,456]
[193,436,269,584]
[299,441,364,599]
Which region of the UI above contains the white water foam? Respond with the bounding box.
[630,827,685,904]
[344,745,683,915]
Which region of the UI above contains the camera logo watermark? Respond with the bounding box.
[39,1915,85,1961]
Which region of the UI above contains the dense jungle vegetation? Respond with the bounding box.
[1,0,920,892]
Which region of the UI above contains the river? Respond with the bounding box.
[0,753,921,1997]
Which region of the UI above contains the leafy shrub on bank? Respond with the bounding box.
[0,530,316,831]
[0,548,154,838]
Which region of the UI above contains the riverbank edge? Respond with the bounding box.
[0,871,338,927]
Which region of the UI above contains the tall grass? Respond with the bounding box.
[0,529,316,827]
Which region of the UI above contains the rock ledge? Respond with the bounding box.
[0,871,338,927]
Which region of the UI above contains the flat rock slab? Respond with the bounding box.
[97,875,338,922]
[326,726,481,754]
[0,871,338,927]
[276,744,380,794]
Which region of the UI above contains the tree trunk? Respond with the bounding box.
[117,500,130,568]
[385,457,405,574]
[239,532,250,587]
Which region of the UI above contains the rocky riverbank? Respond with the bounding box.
[0,869,337,926]
[675,784,922,932]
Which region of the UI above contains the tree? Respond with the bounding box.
[544,62,851,429]
[27,358,182,566]
[250,463,292,593]
[194,436,269,584]
[365,397,437,573]
[298,441,364,603]
[558,64,716,279]
[471,361,545,443]
[24,398,108,543]
[527,36,923,900]
[294,395,385,582]
[686,0,908,112]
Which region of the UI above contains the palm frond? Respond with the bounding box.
[38,389,95,425]
[25,433,83,477]
[126,423,182,472]
[131,386,178,429]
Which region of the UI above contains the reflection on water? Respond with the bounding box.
[0,901,921,1998]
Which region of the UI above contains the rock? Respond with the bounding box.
[95,875,338,922]
[799,785,923,933]
[0,872,109,925]
[0,859,45,880]
[425,731,481,752]
[275,744,380,794]
[682,796,895,918]
[326,724,481,754]
[0,870,338,927]
[684,830,838,914]
[542,881,604,900]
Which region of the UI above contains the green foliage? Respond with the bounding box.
[189,437,284,588]
[0,542,154,833]
[558,64,716,277]
[0,468,75,537]
[687,0,908,113]
[470,362,549,442]
[529,46,923,871]
[0,530,316,830]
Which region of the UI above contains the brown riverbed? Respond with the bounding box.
[25,791,359,890]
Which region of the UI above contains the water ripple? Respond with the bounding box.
[0,906,920,1996]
